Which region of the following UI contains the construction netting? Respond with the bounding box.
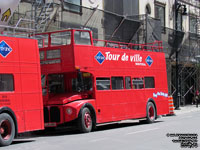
[59,6,142,43]
[162,28,200,105]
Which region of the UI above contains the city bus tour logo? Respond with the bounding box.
[95,51,105,64]
[146,55,153,66]
[95,51,154,67]
[0,40,12,58]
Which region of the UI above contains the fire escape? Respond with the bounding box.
[10,0,60,33]
[33,0,60,32]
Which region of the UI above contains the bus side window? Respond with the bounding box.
[125,76,131,89]
[144,77,155,88]
[0,74,14,92]
[132,78,144,89]
[96,78,110,90]
[111,77,124,90]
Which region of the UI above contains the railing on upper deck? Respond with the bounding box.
[32,29,163,52]
[93,39,163,52]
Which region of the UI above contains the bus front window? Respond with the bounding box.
[72,72,93,92]
[74,31,91,45]
[48,74,65,94]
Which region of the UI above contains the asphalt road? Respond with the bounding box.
[2,110,200,150]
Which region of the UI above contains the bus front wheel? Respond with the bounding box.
[78,107,93,133]
[0,113,15,146]
[146,102,156,123]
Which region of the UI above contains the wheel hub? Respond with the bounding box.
[0,120,11,140]
[84,112,92,128]
[149,106,154,120]
[0,127,4,134]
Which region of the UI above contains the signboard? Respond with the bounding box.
[0,0,21,31]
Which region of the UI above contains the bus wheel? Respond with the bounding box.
[0,113,15,146]
[78,107,93,133]
[146,102,156,123]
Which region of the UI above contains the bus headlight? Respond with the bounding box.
[66,108,72,115]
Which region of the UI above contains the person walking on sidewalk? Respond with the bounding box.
[195,90,199,108]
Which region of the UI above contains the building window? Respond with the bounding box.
[155,4,165,28]
[63,0,82,13]
[0,74,14,92]
[111,77,124,90]
[146,3,151,15]
[189,15,197,33]
[177,12,183,31]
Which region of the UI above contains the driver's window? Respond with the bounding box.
[72,78,78,92]
[71,72,93,92]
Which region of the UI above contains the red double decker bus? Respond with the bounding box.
[36,29,169,133]
[0,36,44,146]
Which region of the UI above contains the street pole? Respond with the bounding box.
[175,0,181,110]
[174,0,187,109]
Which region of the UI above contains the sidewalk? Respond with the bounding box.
[173,105,200,115]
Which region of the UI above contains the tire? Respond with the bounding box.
[146,102,156,123]
[78,107,93,133]
[0,113,15,146]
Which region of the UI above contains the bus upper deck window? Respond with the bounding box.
[35,34,49,48]
[51,31,71,46]
[74,31,91,45]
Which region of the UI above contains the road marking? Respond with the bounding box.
[89,138,108,143]
[185,116,192,118]
[125,128,159,135]
[179,115,193,119]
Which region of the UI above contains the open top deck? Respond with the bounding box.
[33,29,165,75]
[33,29,163,52]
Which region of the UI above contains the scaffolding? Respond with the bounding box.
[167,0,200,105]
[8,0,60,33]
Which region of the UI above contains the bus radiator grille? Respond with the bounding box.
[44,107,49,123]
[50,107,60,123]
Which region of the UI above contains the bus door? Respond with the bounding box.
[95,77,113,123]
[111,77,128,121]
[132,77,146,117]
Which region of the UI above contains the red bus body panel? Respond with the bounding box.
[38,29,169,127]
[0,36,44,133]
[74,45,169,123]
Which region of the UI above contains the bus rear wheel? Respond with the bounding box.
[146,102,156,123]
[0,113,15,146]
[78,107,93,133]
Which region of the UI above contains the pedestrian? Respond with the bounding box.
[195,90,199,108]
